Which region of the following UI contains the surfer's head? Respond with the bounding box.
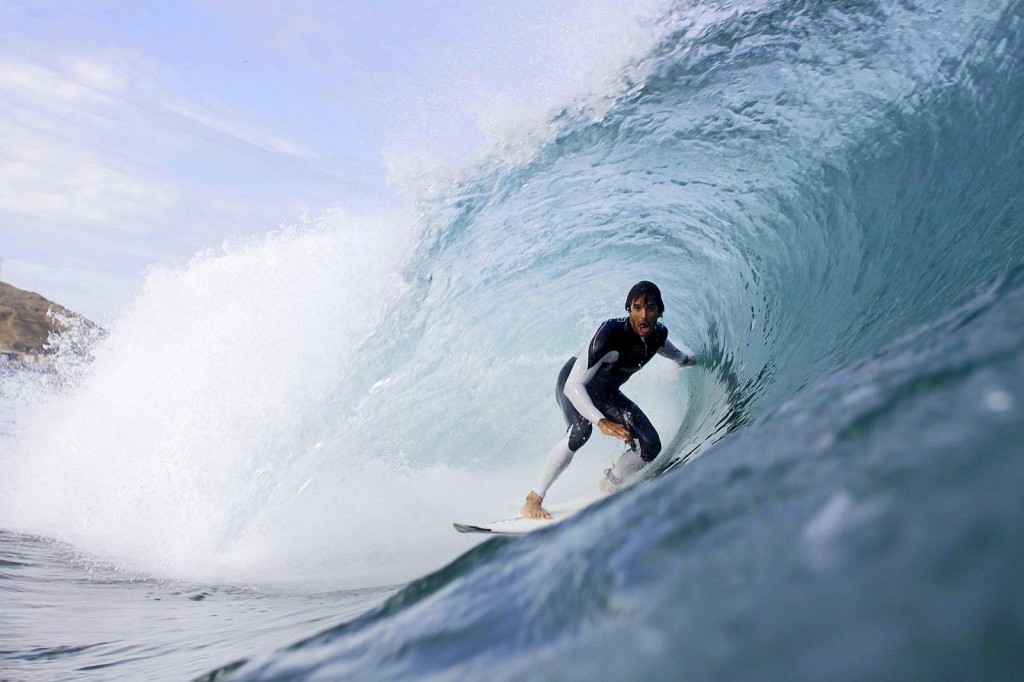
[625,281,663,337]
[625,281,664,314]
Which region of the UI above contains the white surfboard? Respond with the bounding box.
[453,494,601,535]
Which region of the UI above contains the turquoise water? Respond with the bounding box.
[3,1,1024,679]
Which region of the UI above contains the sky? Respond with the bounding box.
[0,0,663,325]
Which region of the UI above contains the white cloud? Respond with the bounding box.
[0,53,179,243]
[0,121,176,231]
[0,42,344,322]
[0,58,98,103]
[158,97,317,160]
[64,52,137,94]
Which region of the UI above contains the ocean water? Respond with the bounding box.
[3,0,1024,680]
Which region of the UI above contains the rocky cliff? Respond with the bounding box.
[0,281,96,353]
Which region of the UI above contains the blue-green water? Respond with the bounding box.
[3,1,1024,679]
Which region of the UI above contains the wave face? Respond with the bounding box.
[212,0,1024,678]
[4,0,1024,679]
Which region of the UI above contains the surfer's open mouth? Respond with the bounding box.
[637,321,651,334]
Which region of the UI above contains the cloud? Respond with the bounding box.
[0,42,344,323]
[158,97,316,160]
[0,117,176,232]
[0,52,181,249]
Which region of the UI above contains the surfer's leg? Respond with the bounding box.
[596,397,659,493]
[523,359,594,518]
[556,357,594,450]
[525,417,592,518]
[524,436,574,518]
[602,393,661,463]
[531,435,575,500]
[609,447,645,481]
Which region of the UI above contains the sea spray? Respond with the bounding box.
[0,210,507,583]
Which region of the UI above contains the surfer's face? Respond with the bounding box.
[628,296,661,337]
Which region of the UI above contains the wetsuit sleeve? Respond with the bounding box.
[563,321,620,423]
[659,338,696,366]
[563,350,618,423]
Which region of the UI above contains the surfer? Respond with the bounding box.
[522,281,697,520]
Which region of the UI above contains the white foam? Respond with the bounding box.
[383,0,672,196]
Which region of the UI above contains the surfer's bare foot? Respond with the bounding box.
[521,491,551,520]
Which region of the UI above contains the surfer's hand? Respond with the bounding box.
[682,354,697,367]
[598,419,632,443]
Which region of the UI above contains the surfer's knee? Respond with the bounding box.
[568,421,592,451]
[636,431,661,462]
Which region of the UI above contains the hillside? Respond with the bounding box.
[0,281,96,353]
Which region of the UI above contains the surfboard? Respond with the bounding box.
[453,494,600,535]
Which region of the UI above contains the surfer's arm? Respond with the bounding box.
[563,351,617,423]
[564,353,632,443]
[659,338,696,367]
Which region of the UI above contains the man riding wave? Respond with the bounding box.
[522,281,697,520]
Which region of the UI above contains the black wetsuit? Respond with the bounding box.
[556,318,669,462]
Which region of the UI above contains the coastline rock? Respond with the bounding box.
[0,281,98,353]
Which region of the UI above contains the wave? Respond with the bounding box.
[205,0,1024,678]
[2,0,1024,677]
